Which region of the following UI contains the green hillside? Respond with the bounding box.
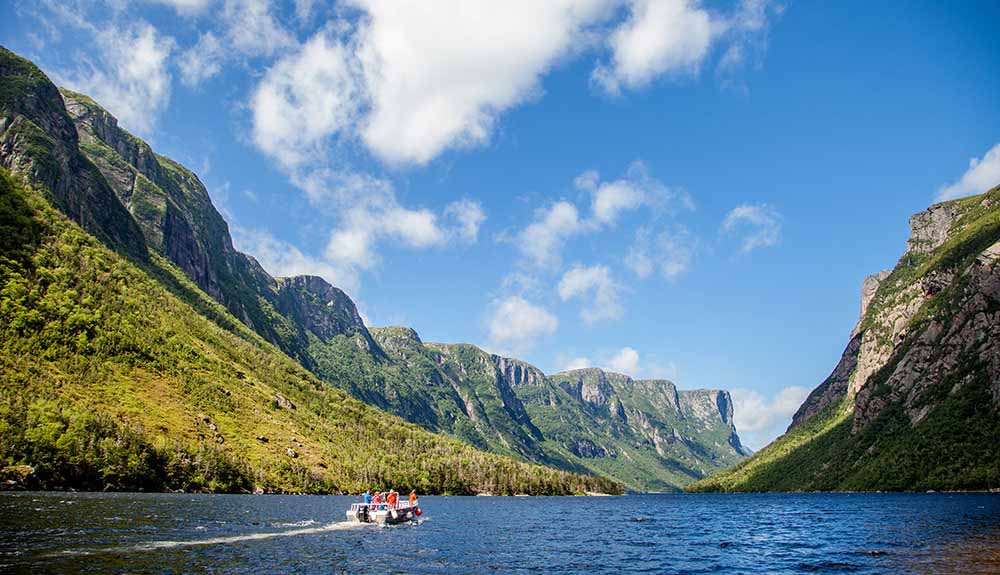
[689,187,1000,492]
[0,169,621,495]
[0,45,745,493]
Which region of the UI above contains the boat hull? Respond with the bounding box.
[347,504,419,525]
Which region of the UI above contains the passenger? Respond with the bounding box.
[363,489,372,505]
[373,491,383,509]
[409,490,418,508]
[386,490,398,508]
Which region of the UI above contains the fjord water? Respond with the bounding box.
[2,493,999,574]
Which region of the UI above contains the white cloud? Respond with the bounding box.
[558,264,623,323]
[222,0,295,57]
[557,353,593,371]
[445,199,487,243]
[716,0,773,78]
[247,1,616,166]
[57,21,174,135]
[251,32,362,170]
[593,0,718,93]
[304,174,486,278]
[487,296,559,354]
[516,200,584,268]
[323,195,448,269]
[151,0,215,15]
[937,143,1000,201]
[625,225,694,280]
[351,0,615,164]
[232,226,360,296]
[606,346,640,375]
[178,31,224,87]
[515,162,680,268]
[590,180,645,225]
[731,386,808,449]
[722,203,781,253]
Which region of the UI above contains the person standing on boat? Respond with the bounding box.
[386,490,398,508]
[408,490,418,508]
[373,491,383,509]
[363,490,372,505]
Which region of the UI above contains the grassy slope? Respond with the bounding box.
[4,50,740,493]
[0,169,622,495]
[689,188,1000,492]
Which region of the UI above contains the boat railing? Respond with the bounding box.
[350,501,417,512]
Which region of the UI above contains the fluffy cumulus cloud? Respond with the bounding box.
[57,21,174,135]
[558,264,623,323]
[593,0,718,93]
[445,199,488,243]
[247,1,774,167]
[606,346,640,375]
[251,32,362,170]
[625,224,695,280]
[722,203,782,253]
[731,386,809,449]
[937,143,1000,201]
[318,175,484,271]
[349,0,614,164]
[557,354,593,371]
[487,296,559,354]
[516,201,585,268]
[246,0,615,166]
[514,162,681,268]
[555,347,675,378]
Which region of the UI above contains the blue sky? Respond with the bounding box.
[4,0,999,448]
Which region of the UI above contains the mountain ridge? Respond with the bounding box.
[1,46,747,492]
[689,187,1000,492]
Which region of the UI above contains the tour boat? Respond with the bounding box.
[347,501,422,525]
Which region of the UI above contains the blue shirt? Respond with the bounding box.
[363,492,372,504]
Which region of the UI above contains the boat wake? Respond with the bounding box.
[48,521,365,557]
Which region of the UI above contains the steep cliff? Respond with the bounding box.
[0,48,146,259]
[58,88,376,370]
[520,368,748,491]
[690,187,1000,492]
[0,47,623,495]
[0,167,624,495]
[0,46,745,492]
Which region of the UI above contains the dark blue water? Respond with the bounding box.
[2,492,1000,574]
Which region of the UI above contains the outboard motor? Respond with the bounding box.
[356,505,369,523]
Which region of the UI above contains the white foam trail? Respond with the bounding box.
[49,521,365,557]
[128,521,364,551]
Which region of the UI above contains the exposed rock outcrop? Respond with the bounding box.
[0,49,147,258]
[693,187,1000,492]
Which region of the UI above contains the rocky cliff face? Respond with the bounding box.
[0,46,746,493]
[534,368,749,489]
[0,48,146,258]
[274,275,370,343]
[56,86,377,375]
[793,193,998,432]
[692,187,1000,492]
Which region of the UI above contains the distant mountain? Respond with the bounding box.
[0,46,746,492]
[690,187,1000,492]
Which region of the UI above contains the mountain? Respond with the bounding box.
[0,46,745,493]
[0,167,624,495]
[689,187,1000,492]
[518,368,750,491]
[0,46,620,495]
